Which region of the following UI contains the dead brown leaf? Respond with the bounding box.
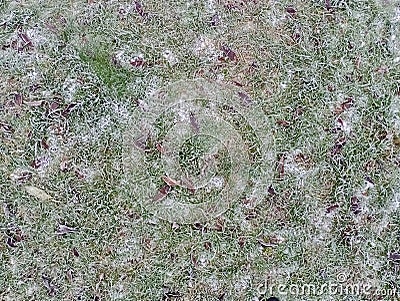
[134,1,148,18]
[42,275,56,296]
[286,7,296,15]
[389,253,400,261]
[14,93,23,106]
[6,237,17,248]
[56,225,77,235]
[162,175,179,187]
[152,185,171,202]
[18,32,33,49]
[277,154,286,178]
[156,142,166,154]
[61,103,79,117]
[220,44,237,62]
[238,91,252,106]
[350,196,361,214]
[24,100,43,107]
[189,112,200,134]
[66,270,73,283]
[326,203,339,213]
[41,138,49,150]
[331,136,346,156]
[130,56,145,67]
[334,97,354,115]
[133,134,148,151]
[180,177,196,193]
[276,120,290,127]
[72,247,80,257]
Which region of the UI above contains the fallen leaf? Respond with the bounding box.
[6,237,17,248]
[72,247,79,257]
[276,120,290,127]
[238,91,252,106]
[42,275,56,296]
[14,93,23,106]
[130,56,145,67]
[220,44,237,62]
[133,135,148,151]
[286,7,296,14]
[24,100,43,107]
[66,270,73,283]
[49,101,60,111]
[350,196,361,214]
[334,98,354,115]
[389,253,400,261]
[214,217,224,232]
[74,168,86,180]
[152,185,171,202]
[210,14,220,26]
[267,186,276,196]
[191,253,198,267]
[232,80,244,87]
[162,175,179,187]
[134,1,148,18]
[31,156,48,169]
[326,203,339,213]
[25,186,52,201]
[18,32,33,49]
[156,142,166,154]
[189,112,200,134]
[56,225,77,235]
[277,154,286,178]
[41,138,49,150]
[180,177,195,193]
[61,103,78,117]
[325,0,333,10]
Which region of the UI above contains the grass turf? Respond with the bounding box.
[1,0,400,300]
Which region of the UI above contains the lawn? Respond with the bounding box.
[1,0,400,300]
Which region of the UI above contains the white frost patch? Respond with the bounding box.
[374,193,400,235]
[234,274,251,293]
[173,106,190,123]
[109,283,126,300]
[209,176,224,188]
[193,36,218,61]
[26,27,48,48]
[284,149,314,183]
[80,116,112,143]
[62,77,81,102]
[162,50,178,66]
[390,96,400,133]
[205,0,216,12]
[310,208,333,243]
[206,275,220,291]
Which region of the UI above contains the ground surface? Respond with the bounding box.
[1,0,400,300]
